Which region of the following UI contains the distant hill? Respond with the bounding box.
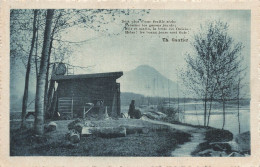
[118,65,178,97]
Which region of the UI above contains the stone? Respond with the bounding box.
[228,152,244,157]
[192,141,232,156]
[211,143,232,153]
[198,149,213,156]
[45,121,57,132]
[235,131,250,152]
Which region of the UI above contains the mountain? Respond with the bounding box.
[118,65,178,97]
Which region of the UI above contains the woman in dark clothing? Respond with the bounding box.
[128,100,135,118]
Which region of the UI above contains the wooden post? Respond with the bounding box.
[71,97,74,118]
[111,93,117,117]
[50,89,58,118]
[83,105,86,119]
[116,83,121,117]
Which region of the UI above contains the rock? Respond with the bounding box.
[228,152,244,157]
[133,109,142,119]
[197,149,229,157]
[205,129,233,142]
[44,122,57,132]
[235,131,250,152]
[193,142,210,154]
[198,149,213,156]
[142,113,156,120]
[140,115,149,120]
[228,140,240,152]
[211,143,232,153]
[192,142,232,156]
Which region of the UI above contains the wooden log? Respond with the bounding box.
[119,125,149,134]
[68,129,80,143]
[81,127,126,138]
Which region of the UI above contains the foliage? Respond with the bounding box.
[181,20,245,128]
[157,105,182,123]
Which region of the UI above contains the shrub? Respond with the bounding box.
[205,129,233,142]
[157,105,181,122]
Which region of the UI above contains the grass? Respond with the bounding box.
[10,119,191,156]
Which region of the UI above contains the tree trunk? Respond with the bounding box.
[43,38,53,119]
[35,12,39,78]
[21,10,38,129]
[204,97,207,127]
[195,104,200,125]
[82,127,127,138]
[238,97,240,134]
[34,9,54,135]
[45,64,56,118]
[222,99,226,130]
[237,79,241,134]
[206,97,213,127]
[44,13,61,119]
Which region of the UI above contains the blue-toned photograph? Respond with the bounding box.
[10,9,250,157]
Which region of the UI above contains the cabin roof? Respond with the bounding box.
[51,71,123,81]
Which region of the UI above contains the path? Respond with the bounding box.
[143,119,206,157]
[171,132,205,156]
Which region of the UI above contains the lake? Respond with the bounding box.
[122,102,250,135]
[177,103,250,135]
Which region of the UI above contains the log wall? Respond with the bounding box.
[56,78,119,118]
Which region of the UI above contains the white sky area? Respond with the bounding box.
[59,10,251,82]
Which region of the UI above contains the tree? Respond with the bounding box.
[181,23,217,127]
[42,9,149,118]
[10,9,149,134]
[34,9,55,135]
[21,10,38,128]
[237,74,241,134]
[234,70,247,134]
[209,21,243,129]
[182,20,244,128]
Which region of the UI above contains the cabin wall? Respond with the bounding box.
[56,78,118,118]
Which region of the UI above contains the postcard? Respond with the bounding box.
[0,0,259,167]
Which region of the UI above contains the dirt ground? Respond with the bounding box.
[10,119,191,156]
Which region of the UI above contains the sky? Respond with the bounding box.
[63,10,251,83]
[10,9,251,100]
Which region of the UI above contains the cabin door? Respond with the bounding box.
[58,97,74,119]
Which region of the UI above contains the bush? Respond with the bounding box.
[157,105,181,122]
[129,109,142,119]
[205,129,233,142]
[68,118,82,132]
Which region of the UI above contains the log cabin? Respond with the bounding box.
[49,72,123,119]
